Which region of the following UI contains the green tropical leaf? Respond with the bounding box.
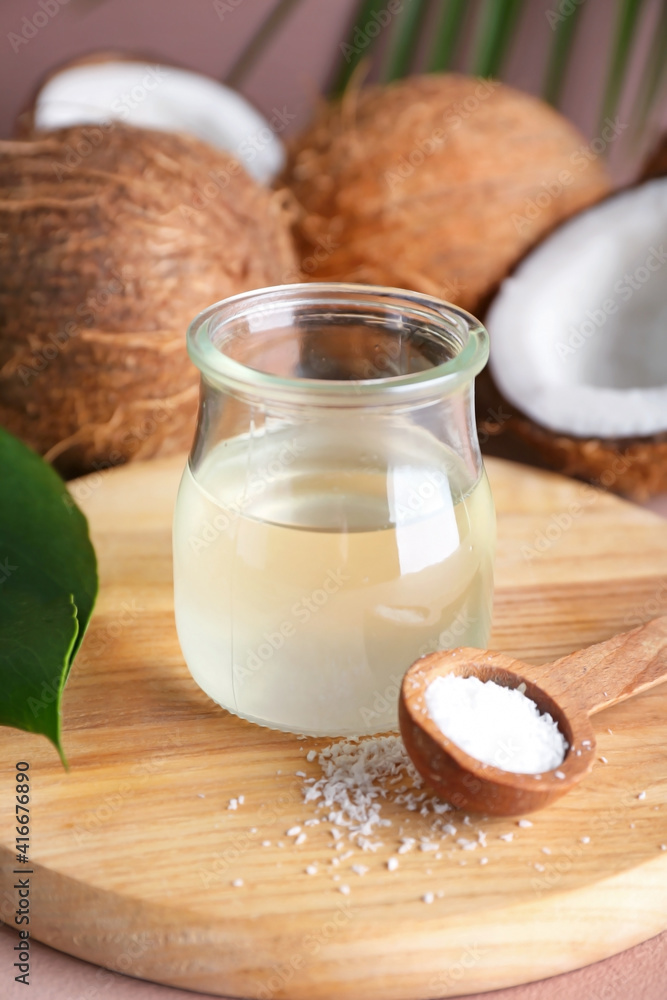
[225,0,304,88]
[0,427,98,764]
[542,1,584,106]
[331,0,390,97]
[630,0,667,132]
[598,0,646,131]
[427,0,468,73]
[384,0,430,82]
[472,0,524,78]
[0,591,78,766]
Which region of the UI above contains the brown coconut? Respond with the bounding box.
[0,124,297,477]
[284,74,612,315]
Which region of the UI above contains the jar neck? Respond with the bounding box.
[190,376,484,496]
[187,283,489,411]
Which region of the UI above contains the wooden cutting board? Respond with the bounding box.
[1,454,666,1000]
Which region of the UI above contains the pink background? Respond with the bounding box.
[1,0,666,180]
[2,0,667,996]
[1,923,667,1000]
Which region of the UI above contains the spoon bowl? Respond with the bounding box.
[400,617,667,816]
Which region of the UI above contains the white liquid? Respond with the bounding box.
[173,422,495,735]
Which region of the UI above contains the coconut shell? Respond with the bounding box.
[475,368,667,501]
[284,74,612,315]
[641,133,667,181]
[0,124,297,477]
[508,421,667,501]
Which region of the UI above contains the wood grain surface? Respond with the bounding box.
[1,454,666,1000]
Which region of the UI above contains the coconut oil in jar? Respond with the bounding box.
[174,422,494,735]
[173,284,495,736]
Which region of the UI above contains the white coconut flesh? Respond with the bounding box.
[487,177,667,438]
[32,61,285,185]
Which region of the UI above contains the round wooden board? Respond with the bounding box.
[1,454,666,1000]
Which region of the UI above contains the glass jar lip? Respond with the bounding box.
[187,282,489,405]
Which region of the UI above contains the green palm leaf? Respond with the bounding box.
[428,0,468,73]
[630,0,667,132]
[225,0,304,87]
[472,0,524,78]
[331,0,390,97]
[598,0,646,130]
[384,0,430,81]
[542,2,585,106]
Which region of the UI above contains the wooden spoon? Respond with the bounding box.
[399,616,667,816]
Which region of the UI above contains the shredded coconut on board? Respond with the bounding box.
[286,733,574,891]
[301,735,460,852]
[303,736,422,848]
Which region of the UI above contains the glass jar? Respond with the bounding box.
[173,283,495,736]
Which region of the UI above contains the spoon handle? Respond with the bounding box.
[549,615,667,715]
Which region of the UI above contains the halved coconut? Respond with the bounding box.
[19,53,284,185]
[486,177,667,498]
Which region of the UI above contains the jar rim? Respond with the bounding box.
[187,283,489,405]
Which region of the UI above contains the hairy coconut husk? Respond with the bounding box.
[0,124,297,477]
[284,74,612,315]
